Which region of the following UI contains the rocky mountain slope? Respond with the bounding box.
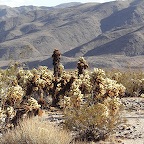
[0,0,143,69]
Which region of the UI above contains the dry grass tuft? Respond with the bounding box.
[0,117,72,144]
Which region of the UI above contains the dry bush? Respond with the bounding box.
[0,117,72,144]
[106,69,144,97]
[64,98,123,142]
[64,68,125,142]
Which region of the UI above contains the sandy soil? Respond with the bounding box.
[118,98,144,144]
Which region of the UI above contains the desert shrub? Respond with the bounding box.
[64,68,125,142]
[106,69,144,97]
[65,97,122,142]
[0,117,72,144]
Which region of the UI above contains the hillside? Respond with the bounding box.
[0,0,144,69]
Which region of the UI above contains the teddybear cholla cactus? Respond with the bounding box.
[77,57,88,77]
[0,52,126,142]
[52,49,61,78]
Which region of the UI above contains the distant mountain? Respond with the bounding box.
[15,5,54,14]
[0,5,19,20]
[55,2,82,8]
[0,0,144,69]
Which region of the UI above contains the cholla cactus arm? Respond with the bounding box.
[58,64,64,77]
[79,71,92,95]
[5,84,24,107]
[56,76,75,108]
[52,49,61,78]
[63,77,84,108]
[27,97,41,110]
[77,57,88,77]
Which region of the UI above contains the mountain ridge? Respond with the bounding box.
[0,0,143,69]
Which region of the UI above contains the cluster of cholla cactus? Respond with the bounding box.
[0,64,53,132]
[1,49,141,142]
[90,68,126,103]
[62,67,126,110]
[62,67,125,109]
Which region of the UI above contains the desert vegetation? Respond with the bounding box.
[0,117,72,144]
[0,49,143,143]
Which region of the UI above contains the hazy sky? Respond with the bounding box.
[0,0,115,7]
